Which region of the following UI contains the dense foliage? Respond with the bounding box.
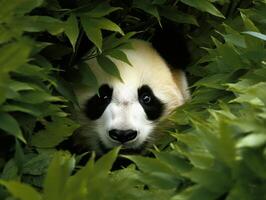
[0,0,265,199]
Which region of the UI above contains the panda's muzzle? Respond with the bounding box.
[108,129,137,143]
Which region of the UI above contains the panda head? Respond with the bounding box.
[75,40,189,154]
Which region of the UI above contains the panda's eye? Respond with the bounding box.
[85,84,113,120]
[138,85,164,121]
[100,94,111,101]
[141,93,152,104]
[98,84,112,103]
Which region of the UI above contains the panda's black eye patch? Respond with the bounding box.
[85,84,113,120]
[138,85,164,120]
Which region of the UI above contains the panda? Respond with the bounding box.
[71,28,190,155]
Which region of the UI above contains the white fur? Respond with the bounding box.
[74,40,189,153]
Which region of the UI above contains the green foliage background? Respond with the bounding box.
[0,0,266,199]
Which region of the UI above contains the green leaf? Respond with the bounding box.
[97,55,123,81]
[242,31,266,41]
[0,113,25,143]
[53,76,79,106]
[31,117,79,148]
[43,151,75,200]
[222,33,247,48]
[81,16,102,49]
[124,156,176,176]
[180,0,224,18]
[124,155,180,189]
[172,185,220,200]
[15,90,64,104]
[62,155,95,199]
[79,62,98,89]
[3,102,43,117]
[133,0,161,25]
[0,180,41,200]
[0,0,42,22]
[240,13,260,32]
[1,159,19,180]
[0,40,31,73]
[242,150,266,179]
[240,13,263,49]
[159,6,198,25]
[237,133,266,148]
[81,16,124,50]
[22,153,53,176]
[105,49,132,66]
[0,0,20,22]
[86,2,122,17]
[183,168,231,193]
[9,80,36,92]
[15,64,48,78]
[15,0,43,15]
[103,32,135,51]
[65,14,79,49]
[94,147,120,176]
[14,139,25,172]
[0,25,12,42]
[86,17,124,35]
[193,73,231,89]
[18,16,65,35]
[222,24,247,48]
[96,18,124,35]
[153,151,192,173]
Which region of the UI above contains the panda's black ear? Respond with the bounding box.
[151,21,190,70]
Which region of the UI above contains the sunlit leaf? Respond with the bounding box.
[93,147,120,176]
[0,180,41,200]
[43,151,75,200]
[242,31,266,41]
[237,133,266,148]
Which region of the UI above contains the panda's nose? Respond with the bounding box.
[109,129,137,143]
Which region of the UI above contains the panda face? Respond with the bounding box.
[75,40,189,154]
[84,82,165,150]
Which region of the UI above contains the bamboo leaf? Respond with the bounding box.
[106,49,132,66]
[242,31,266,41]
[65,14,79,50]
[43,151,75,200]
[31,117,79,148]
[86,2,122,17]
[159,6,198,25]
[0,180,41,200]
[0,113,26,143]
[180,0,224,18]
[81,16,102,50]
[97,55,123,81]
[133,0,161,25]
[79,62,98,89]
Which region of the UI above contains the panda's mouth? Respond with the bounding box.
[98,140,146,155]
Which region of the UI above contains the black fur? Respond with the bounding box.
[138,85,164,120]
[151,22,190,69]
[85,84,113,120]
